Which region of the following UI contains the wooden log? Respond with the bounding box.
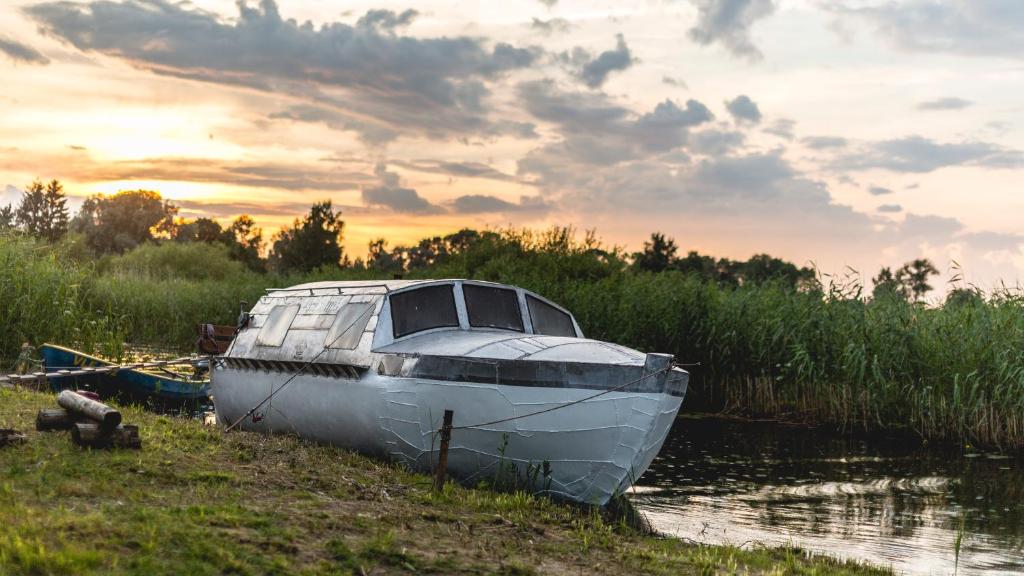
[57,390,121,431]
[36,408,73,431]
[116,425,142,449]
[71,422,141,449]
[433,409,454,492]
[1,429,27,447]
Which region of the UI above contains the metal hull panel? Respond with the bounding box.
[212,366,682,505]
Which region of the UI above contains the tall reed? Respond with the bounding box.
[3,231,1023,448]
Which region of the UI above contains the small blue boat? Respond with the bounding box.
[41,344,211,402]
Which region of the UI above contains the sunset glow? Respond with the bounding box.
[2,0,1023,290]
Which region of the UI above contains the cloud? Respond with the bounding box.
[25,0,538,143]
[537,0,558,6]
[690,129,745,155]
[831,1,1024,60]
[916,97,973,111]
[725,94,762,124]
[579,34,635,88]
[688,0,776,61]
[355,8,418,31]
[361,164,444,214]
[2,184,21,207]
[877,204,902,213]
[802,136,848,150]
[0,149,376,192]
[176,199,335,218]
[833,136,1024,173]
[868,186,893,196]
[764,118,795,139]
[662,76,688,89]
[0,35,50,65]
[517,80,712,165]
[391,159,521,182]
[531,17,570,35]
[362,185,443,214]
[448,194,547,214]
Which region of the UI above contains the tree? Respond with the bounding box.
[872,259,939,302]
[740,254,815,287]
[16,179,69,242]
[632,232,678,272]
[366,238,404,274]
[900,258,939,302]
[173,217,227,244]
[269,201,345,273]
[0,204,13,230]
[227,215,265,272]
[72,190,178,254]
[872,266,906,300]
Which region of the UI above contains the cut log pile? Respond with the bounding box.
[35,390,142,449]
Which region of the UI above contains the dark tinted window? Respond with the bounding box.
[464,284,524,332]
[527,296,576,337]
[391,285,459,338]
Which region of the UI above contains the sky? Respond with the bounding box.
[1,0,1023,293]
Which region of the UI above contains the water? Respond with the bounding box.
[633,417,1024,575]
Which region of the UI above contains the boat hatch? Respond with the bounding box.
[325,301,375,349]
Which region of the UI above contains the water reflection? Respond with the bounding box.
[633,417,1024,575]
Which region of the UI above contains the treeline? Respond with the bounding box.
[6,181,1022,448]
[2,181,944,301]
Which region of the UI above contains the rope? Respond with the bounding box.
[223,301,377,432]
[449,365,673,431]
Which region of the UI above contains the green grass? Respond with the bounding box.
[3,229,1024,448]
[0,388,888,575]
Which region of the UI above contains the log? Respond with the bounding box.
[57,390,121,431]
[1,429,27,447]
[71,422,141,449]
[36,408,74,431]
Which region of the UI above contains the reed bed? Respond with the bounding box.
[3,231,1024,449]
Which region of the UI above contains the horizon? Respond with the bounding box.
[2,0,1023,291]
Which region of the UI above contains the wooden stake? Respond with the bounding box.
[433,409,454,492]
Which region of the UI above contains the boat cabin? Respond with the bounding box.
[226,280,583,369]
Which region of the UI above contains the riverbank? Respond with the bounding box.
[0,388,887,575]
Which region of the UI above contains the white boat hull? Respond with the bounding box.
[213,365,683,505]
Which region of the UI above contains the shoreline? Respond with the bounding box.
[0,387,889,575]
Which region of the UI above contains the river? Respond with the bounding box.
[633,417,1024,575]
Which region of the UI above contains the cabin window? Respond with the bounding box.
[464,284,524,332]
[324,301,375,350]
[256,304,299,347]
[390,285,459,338]
[527,296,576,337]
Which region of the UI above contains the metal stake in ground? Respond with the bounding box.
[433,410,454,492]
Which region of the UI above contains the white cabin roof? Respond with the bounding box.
[227,278,585,368]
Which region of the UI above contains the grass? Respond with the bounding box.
[0,387,889,575]
[3,229,1024,448]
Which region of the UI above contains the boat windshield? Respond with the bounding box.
[391,285,460,338]
[464,284,524,332]
[527,295,576,337]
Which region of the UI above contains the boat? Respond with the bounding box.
[212,280,688,505]
[40,344,211,402]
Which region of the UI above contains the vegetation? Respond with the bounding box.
[0,388,888,575]
[2,182,1023,449]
